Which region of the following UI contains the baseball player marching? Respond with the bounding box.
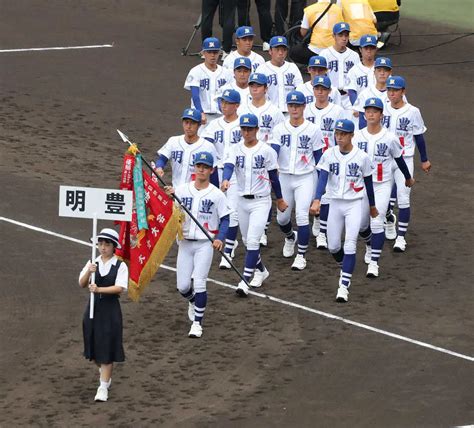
[353,97,415,278]
[310,119,377,303]
[384,76,431,252]
[222,26,265,72]
[154,108,218,188]
[166,152,232,338]
[271,91,324,270]
[221,113,288,296]
[217,57,252,112]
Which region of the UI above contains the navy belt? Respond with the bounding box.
[243,195,255,199]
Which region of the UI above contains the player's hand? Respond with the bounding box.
[88,283,99,293]
[353,111,359,118]
[276,198,288,212]
[201,112,207,125]
[212,239,224,251]
[405,177,415,188]
[310,199,321,216]
[164,186,175,196]
[154,167,164,178]
[220,180,230,192]
[370,206,379,218]
[87,262,97,273]
[421,160,431,173]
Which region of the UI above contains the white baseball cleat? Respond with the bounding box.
[283,231,298,257]
[393,236,407,252]
[231,240,239,258]
[188,321,203,338]
[291,254,306,271]
[94,385,108,402]
[219,255,232,269]
[250,268,270,288]
[384,214,397,240]
[364,245,372,264]
[312,217,320,237]
[188,302,195,322]
[336,286,349,303]
[316,233,327,249]
[236,280,250,297]
[366,261,379,278]
[260,233,268,247]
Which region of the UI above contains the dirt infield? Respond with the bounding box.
[0,1,473,427]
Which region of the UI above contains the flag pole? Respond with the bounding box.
[89,213,97,319]
[116,130,250,287]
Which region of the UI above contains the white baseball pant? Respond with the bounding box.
[277,172,315,226]
[393,156,414,209]
[238,195,272,251]
[360,179,393,234]
[327,198,363,254]
[176,239,213,293]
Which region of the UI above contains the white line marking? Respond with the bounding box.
[1,215,473,363]
[0,44,113,53]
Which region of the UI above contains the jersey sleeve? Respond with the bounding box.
[224,145,237,165]
[269,123,282,147]
[412,107,427,135]
[115,261,129,289]
[317,150,330,172]
[353,90,366,112]
[345,68,357,92]
[157,137,173,158]
[361,152,375,177]
[201,122,216,143]
[215,189,233,218]
[293,65,304,87]
[312,127,325,151]
[273,109,286,128]
[206,142,218,166]
[389,133,404,158]
[222,54,233,70]
[184,65,200,90]
[265,145,279,170]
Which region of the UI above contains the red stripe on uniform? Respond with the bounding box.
[377,163,383,182]
[323,137,329,152]
[399,136,405,156]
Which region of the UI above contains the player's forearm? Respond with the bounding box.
[79,272,91,288]
[216,215,230,241]
[314,169,328,200]
[364,175,376,206]
[191,86,203,112]
[210,169,220,187]
[313,149,323,165]
[394,156,412,180]
[155,154,168,168]
[414,134,428,162]
[269,169,283,199]
[222,163,235,181]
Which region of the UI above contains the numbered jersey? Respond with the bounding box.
[157,136,217,187]
[353,127,403,182]
[383,103,427,158]
[319,46,360,90]
[201,117,242,168]
[317,146,374,200]
[255,61,304,112]
[304,102,346,151]
[184,63,233,114]
[216,81,252,112]
[225,141,279,197]
[296,80,342,107]
[345,62,375,96]
[175,182,232,240]
[238,100,285,143]
[222,50,265,72]
[272,119,324,175]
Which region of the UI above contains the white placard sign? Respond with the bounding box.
[59,186,133,221]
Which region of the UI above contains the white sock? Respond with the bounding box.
[100,380,110,389]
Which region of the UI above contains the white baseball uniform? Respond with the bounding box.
[296,80,342,107]
[238,100,285,143]
[255,61,304,112]
[354,85,408,114]
[222,50,265,72]
[345,63,375,97]
[216,81,252,112]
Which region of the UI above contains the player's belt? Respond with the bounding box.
[339,89,347,95]
[185,238,198,241]
[243,195,255,199]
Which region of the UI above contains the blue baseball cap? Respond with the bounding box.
[234,56,252,70]
[364,97,384,110]
[240,113,259,128]
[335,119,355,133]
[236,26,255,38]
[374,57,393,69]
[182,108,201,123]
[386,75,406,89]
[202,37,221,51]
[360,34,378,47]
[194,151,214,167]
[312,75,331,89]
[219,89,241,104]
[333,22,350,34]
[286,91,306,105]
[248,72,267,85]
[308,55,328,68]
[269,36,288,48]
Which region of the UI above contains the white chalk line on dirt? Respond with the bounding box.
[0,44,113,53]
[1,215,473,363]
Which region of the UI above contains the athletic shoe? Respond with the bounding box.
[336,286,349,303]
[231,240,239,258]
[219,255,232,269]
[366,261,379,278]
[312,217,320,237]
[260,233,268,247]
[94,386,108,402]
[291,254,306,271]
[188,321,203,338]
[262,42,270,51]
[393,236,406,252]
[316,233,327,249]
[236,280,250,297]
[250,268,269,288]
[283,231,298,257]
[188,302,195,322]
[384,214,397,240]
[364,245,372,264]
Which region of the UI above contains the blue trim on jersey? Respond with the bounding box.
[364,175,375,206]
[269,169,283,199]
[210,168,219,187]
[223,163,235,181]
[271,143,280,154]
[191,86,203,113]
[394,156,411,180]
[315,169,329,200]
[216,214,230,241]
[155,154,168,168]
[358,112,367,129]
[314,149,323,165]
[348,89,357,106]
[414,134,428,162]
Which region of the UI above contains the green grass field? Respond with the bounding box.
[402,0,474,30]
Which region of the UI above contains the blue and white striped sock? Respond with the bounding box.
[340,253,356,287]
[371,232,385,262]
[398,207,410,237]
[194,291,207,324]
[331,249,344,267]
[359,227,372,245]
[180,287,195,302]
[243,249,259,281]
[280,221,295,240]
[319,204,329,234]
[297,224,309,255]
[224,226,239,255]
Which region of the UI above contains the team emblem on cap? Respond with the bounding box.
[318,77,324,82]
[240,59,245,64]
[341,24,346,28]
[291,95,297,100]
[337,121,343,127]
[370,99,376,104]
[389,78,395,84]
[380,59,387,64]
[278,37,283,42]
[187,109,193,114]
[224,90,230,96]
[366,37,371,42]
[245,29,250,33]
[315,59,320,64]
[243,117,249,123]
[200,153,207,159]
